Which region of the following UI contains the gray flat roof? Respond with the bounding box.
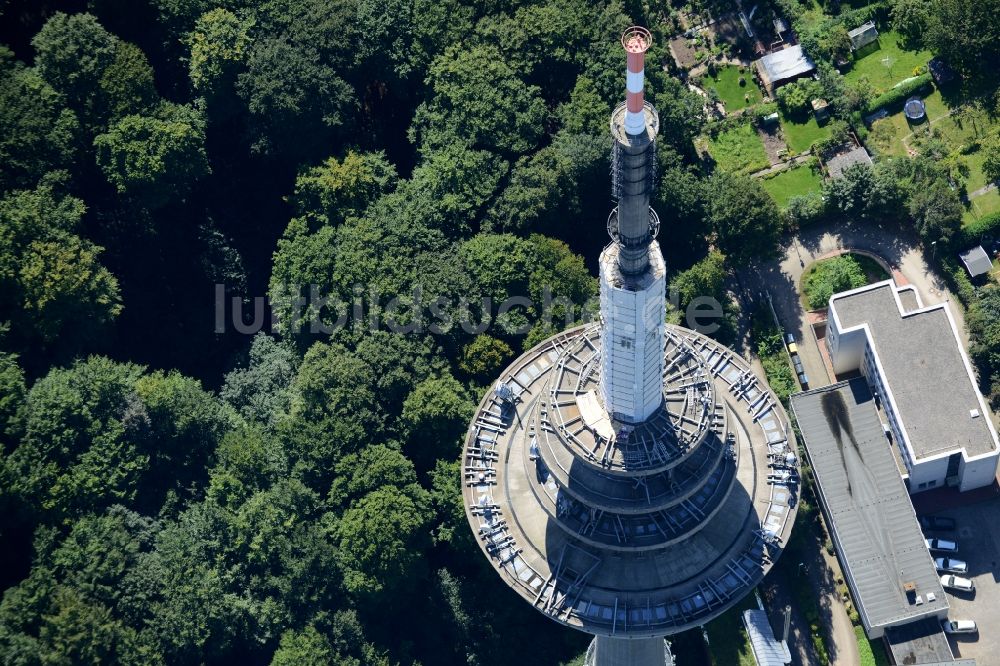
[757,45,815,85]
[959,245,992,277]
[831,282,997,459]
[826,146,873,178]
[885,617,969,665]
[791,380,948,631]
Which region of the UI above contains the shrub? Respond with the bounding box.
[753,102,779,125]
[802,255,868,309]
[777,79,821,115]
[786,191,828,227]
[958,210,1000,246]
[865,73,934,114]
[939,256,977,305]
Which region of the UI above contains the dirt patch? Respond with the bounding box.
[669,36,700,70]
[758,126,787,165]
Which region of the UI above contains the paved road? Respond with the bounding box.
[747,220,969,392]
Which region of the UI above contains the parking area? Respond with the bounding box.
[922,496,1000,662]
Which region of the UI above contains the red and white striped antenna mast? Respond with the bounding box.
[622,26,653,136]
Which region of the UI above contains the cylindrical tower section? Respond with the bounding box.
[623,26,651,136]
[611,27,658,277]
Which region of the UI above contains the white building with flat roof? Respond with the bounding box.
[826,280,999,493]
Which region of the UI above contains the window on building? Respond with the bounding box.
[620,337,633,349]
[918,482,927,489]
[928,480,937,488]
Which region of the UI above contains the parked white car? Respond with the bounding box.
[942,619,978,634]
[926,537,958,553]
[940,575,975,593]
[935,557,969,574]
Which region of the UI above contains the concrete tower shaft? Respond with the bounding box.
[601,27,665,424]
[610,26,658,277]
[461,27,798,666]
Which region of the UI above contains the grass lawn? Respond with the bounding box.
[844,30,933,93]
[907,107,1000,190]
[705,64,762,111]
[761,160,823,208]
[780,113,833,155]
[964,189,1000,224]
[855,625,891,666]
[962,148,991,192]
[705,592,759,666]
[703,122,769,174]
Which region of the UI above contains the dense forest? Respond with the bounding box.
[0,0,996,663]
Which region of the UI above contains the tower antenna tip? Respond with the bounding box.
[621,26,653,53]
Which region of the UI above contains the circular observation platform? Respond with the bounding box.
[461,323,799,638]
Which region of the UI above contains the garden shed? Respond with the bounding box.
[825,146,873,179]
[755,45,816,94]
[811,98,830,122]
[959,245,992,278]
[848,22,879,51]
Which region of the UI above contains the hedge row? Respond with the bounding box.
[865,73,934,114]
[954,210,1000,249]
[940,255,977,305]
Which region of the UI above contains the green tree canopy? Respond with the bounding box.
[0,49,79,192]
[982,130,1000,186]
[4,357,225,521]
[94,104,210,208]
[187,8,254,105]
[0,183,122,352]
[291,342,382,446]
[221,333,298,427]
[333,486,432,599]
[459,334,514,383]
[908,179,963,244]
[411,43,547,155]
[926,0,1000,74]
[705,172,783,267]
[289,151,398,226]
[400,373,473,471]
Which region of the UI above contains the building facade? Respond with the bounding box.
[826,280,999,493]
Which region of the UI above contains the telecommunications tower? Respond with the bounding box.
[461,27,799,666]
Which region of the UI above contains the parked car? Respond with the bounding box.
[935,557,968,574]
[942,619,978,634]
[940,575,975,593]
[920,515,957,532]
[926,537,958,553]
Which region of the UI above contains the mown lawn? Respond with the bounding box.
[866,86,1000,197]
[780,113,833,154]
[964,189,1000,224]
[908,104,1000,191]
[843,29,933,93]
[761,161,823,208]
[705,64,762,111]
[703,122,770,174]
